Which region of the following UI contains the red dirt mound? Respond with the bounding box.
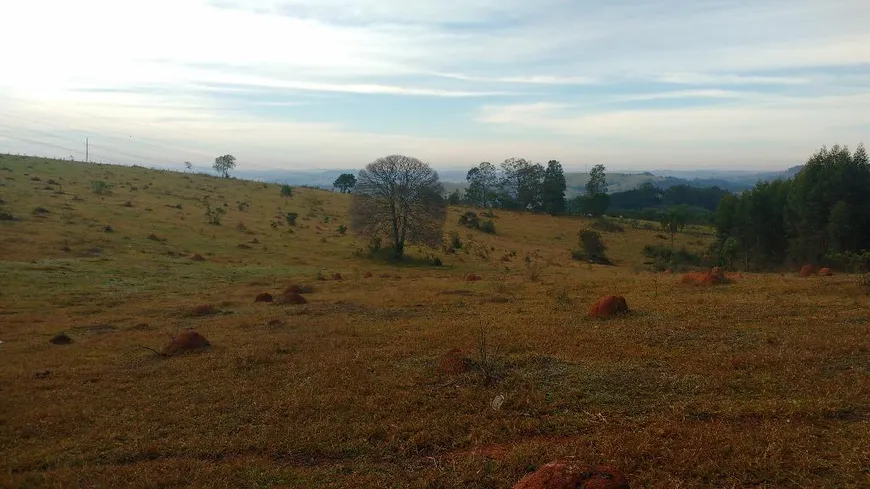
[49,333,73,345]
[191,304,217,316]
[800,264,816,277]
[163,330,210,356]
[681,267,731,285]
[588,296,629,319]
[379,273,392,278]
[254,293,273,303]
[513,458,630,489]
[364,271,373,278]
[190,254,206,261]
[465,273,482,281]
[439,349,470,374]
[332,273,343,281]
[284,285,314,294]
[819,267,833,276]
[278,292,308,305]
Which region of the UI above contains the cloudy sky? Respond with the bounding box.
[0,0,868,171]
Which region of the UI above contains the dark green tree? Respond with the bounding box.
[333,173,357,193]
[465,162,498,207]
[447,188,462,205]
[541,160,567,214]
[579,164,610,217]
[585,164,608,195]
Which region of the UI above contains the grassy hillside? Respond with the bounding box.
[1,155,868,488]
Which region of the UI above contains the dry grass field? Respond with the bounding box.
[1,154,869,488]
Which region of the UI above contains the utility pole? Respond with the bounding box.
[85,138,89,162]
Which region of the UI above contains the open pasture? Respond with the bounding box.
[1,155,868,488]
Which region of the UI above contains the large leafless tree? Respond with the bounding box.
[350,155,446,259]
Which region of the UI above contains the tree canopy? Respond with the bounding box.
[349,155,446,259]
[213,154,236,178]
[713,144,870,270]
[333,173,357,193]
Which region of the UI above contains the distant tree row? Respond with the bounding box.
[461,158,568,214]
[713,144,870,270]
[605,182,731,224]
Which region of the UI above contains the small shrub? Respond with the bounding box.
[204,200,226,225]
[427,255,443,267]
[285,212,298,226]
[571,229,611,264]
[479,220,496,234]
[337,224,347,235]
[459,211,481,229]
[474,323,502,386]
[447,231,462,250]
[32,206,49,215]
[91,180,109,194]
[0,212,16,221]
[237,200,250,212]
[552,285,572,309]
[280,185,293,198]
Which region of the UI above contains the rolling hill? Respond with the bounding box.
[1,154,866,488]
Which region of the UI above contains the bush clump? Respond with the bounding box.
[571,229,611,264]
[459,211,495,234]
[643,244,703,271]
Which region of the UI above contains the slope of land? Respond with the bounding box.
[0,155,868,488]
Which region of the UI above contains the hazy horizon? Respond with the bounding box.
[1,0,868,171]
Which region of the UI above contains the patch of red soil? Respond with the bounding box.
[279,292,308,305]
[439,349,470,374]
[255,293,273,303]
[588,296,629,319]
[162,330,210,356]
[512,458,630,489]
[332,273,343,281]
[364,271,374,278]
[800,264,816,277]
[380,273,392,278]
[818,267,833,276]
[681,267,731,285]
[465,273,482,281]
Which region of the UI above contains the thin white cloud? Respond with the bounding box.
[655,73,812,85]
[434,73,597,85]
[476,93,870,144]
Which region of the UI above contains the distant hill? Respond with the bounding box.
[194,164,805,196]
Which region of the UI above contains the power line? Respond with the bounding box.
[2,98,219,162]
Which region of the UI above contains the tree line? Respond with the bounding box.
[459,159,569,214]
[713,144,870,270]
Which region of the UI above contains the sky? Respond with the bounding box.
[0,0,869,172]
